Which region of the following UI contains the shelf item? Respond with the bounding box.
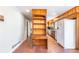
[32,9,47,48]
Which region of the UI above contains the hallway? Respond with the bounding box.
[14,35,79,53]
[0,6,78,53]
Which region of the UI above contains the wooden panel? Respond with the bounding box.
[76,13,79,49]
[32,9,47,15]
[57,7,76,19]
[67,13,76,19]
[76,6,79,13]
[67,7,76,16]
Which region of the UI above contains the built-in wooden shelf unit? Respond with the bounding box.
[32,9,47,48]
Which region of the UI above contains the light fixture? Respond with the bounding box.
[26,9,30,13]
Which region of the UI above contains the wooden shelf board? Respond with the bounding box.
[33,23,46,25]
[32,28,46,30]
[33,14,46,17]
[32,18,46,20]
[32,34,46,35]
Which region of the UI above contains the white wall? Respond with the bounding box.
[24,19,31,39]
[56,20,64,46]
[28,21,32,37]
[0,7,25,52]
[24,18,28,39]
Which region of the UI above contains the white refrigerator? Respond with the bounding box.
[55,19,76,49]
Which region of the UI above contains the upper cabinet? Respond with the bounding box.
[0,15,4,21]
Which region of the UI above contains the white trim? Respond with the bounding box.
[10,39,26,53]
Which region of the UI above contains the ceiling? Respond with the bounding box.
[16,6,74,21]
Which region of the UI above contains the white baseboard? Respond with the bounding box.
[64,47,75,49]
[10,39,26,53]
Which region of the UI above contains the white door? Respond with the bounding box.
[64,19,76,49]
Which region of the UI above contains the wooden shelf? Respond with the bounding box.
[32,17,46,20]
[32,28,45,30]
[33,20,45,23]
[32,9,47,47]
[32,14,46,20]
[32,34,46,35]
[32,24,46,29]
[33,14,46,17]
[33,23,46,25]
